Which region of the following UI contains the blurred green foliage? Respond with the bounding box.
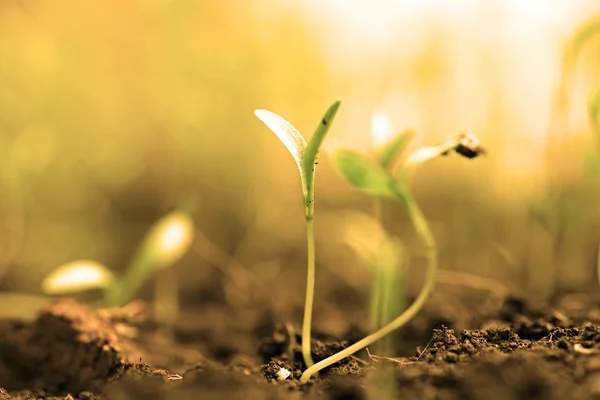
[0,1,600,310]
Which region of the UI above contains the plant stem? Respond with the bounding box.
[302,216,316,368]
[371,196,394,355]
[153,267,178,341]
[379,266,393,352]
[300,187,436,382]
[370,264,383,336]
[370,198,383,334]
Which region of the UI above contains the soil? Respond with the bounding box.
[3,288,600,399]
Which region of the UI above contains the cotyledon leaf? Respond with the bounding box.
[378,129,416,171]
[304,99,343,174]
[332,149,397,198]
[254,109,307,175]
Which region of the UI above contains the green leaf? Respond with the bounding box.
[254,109,307,175]
[378,129,416,170]
[254,100,342,219]
[332,149,397,198]
[303,100,342,206]
[304,100,342,173]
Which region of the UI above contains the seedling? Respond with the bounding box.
[328,207,407,355]
[364,111,416,354]
[299,131,484,382]
[372,119,415,354]
[41,209,195,308]
[254,100,342,368]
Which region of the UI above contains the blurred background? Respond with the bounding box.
[1,0,600,315]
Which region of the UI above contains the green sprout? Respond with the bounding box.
[41,209,195,308]
[372,127,415,355]
[356,117,416,355]
[254,99,342,368]
[331,207,407,356]
[299,132,484,382]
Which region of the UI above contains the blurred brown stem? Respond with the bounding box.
[192,228,263,304]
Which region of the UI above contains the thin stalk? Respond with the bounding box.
[370,198,383,334]
[379,266,393,352]
[371,196,395,355]
[300,188,436,382]
[370,267,383,332]
[302,216,316,368]
[153,267,178,341]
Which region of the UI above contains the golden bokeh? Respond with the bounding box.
[1,0,600,303]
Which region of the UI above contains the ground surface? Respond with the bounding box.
[2,288,600,399]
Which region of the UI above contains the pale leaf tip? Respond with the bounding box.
[254,109,268,118]
[42,260,115,295]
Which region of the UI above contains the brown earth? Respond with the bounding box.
[3,289,600,399]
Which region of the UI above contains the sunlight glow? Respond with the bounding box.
[371,110,394,148]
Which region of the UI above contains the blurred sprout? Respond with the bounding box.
[377,129,416,171]
[329,210,395,261]
[333,131,481,200]
[335,119,415,356]
[254,99,342,369]
[403,132,484,179]
[137,211,195,270]
[107,210,195,306]
[330,209,406,342]
[41,260,115,295]
[332,150,398,198]
[301,131,485,383]
[42,210,195,308]
[370,109,416,170]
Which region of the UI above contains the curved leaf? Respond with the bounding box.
[42,260,116,295]
[378,129,416,170]
[254,109,307,174]
[304,99,342,184]
[332,149,397,198]
[255,101,342,219]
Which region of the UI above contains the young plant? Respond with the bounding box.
[254,100,342,368]
[41,209,195,309]
[372,122,415,354]
[331,126,416,353]
[299,132,484,382]
[329,207,408,356]
[364,111,416,354]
